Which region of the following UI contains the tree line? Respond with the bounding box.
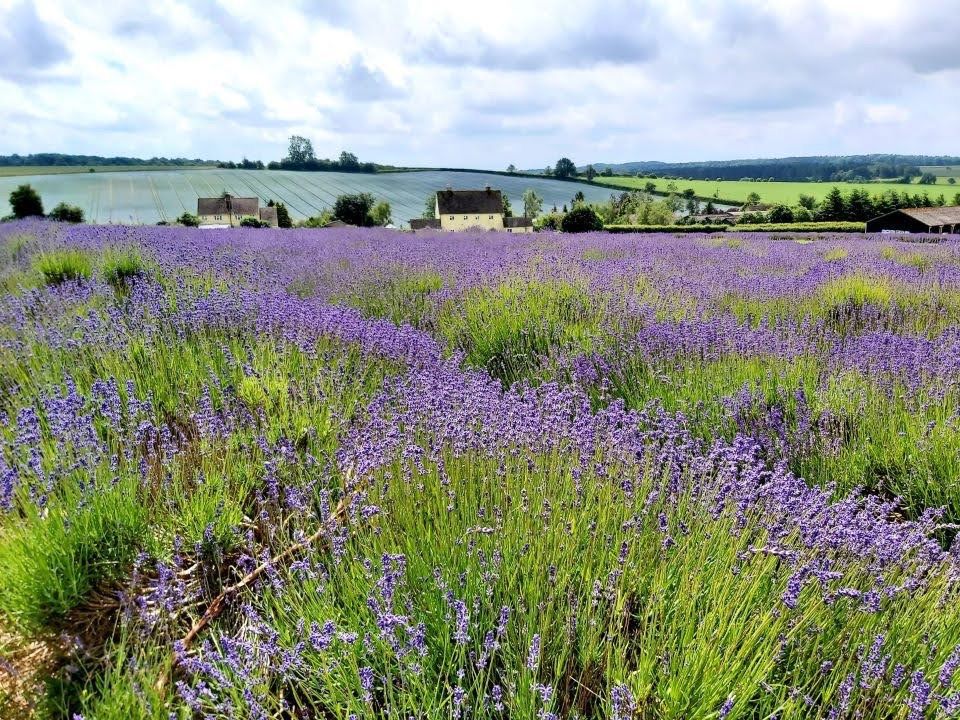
[0,153,216,167]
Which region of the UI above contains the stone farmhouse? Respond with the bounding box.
[410,187,533,232]
[197,194,278,228]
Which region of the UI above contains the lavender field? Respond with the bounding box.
[1,222,960,719]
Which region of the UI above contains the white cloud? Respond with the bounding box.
[0,0,958,166]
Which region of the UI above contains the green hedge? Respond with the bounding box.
[604,224,728,233]
[732,222,865,233]
[604,222,865,234]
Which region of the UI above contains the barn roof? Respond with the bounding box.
[895,207,960,226]
[436,188,504,215]
[197,195,260,216]
[409,218,441,230]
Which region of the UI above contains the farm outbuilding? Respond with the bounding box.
[866,207,960,234]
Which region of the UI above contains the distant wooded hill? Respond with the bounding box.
[582,155,960,182]
[0,153,218,167]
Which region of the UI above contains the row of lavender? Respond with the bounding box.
[0,221,959,718]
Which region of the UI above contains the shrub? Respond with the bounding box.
[176,212,199,227]
[239,217,268,228]
[560,206,603,233]
[101,247,147,289]
[533,212,564,231]
[49,202,85,223]
[333,193,376,227]
[767,204,794,223]
[9,184,43,218]
[34,249,93,285]
[275,202,292,228]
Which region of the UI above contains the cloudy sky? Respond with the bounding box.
[1,0,958,168]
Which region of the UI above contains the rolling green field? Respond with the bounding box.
[0,166,207,178]
[0,168,611,224]
[595,175,958,206]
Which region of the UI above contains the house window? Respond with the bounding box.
[450,215,454,220]
[463,215,468,220]
[488,215,493,220]
[475,216,479,220]
[507,228,513,233]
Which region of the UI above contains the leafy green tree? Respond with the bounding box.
[560,206,603,233]
[745,191,761,206]
[703,201,716,215]
[9,184,43,218]
[917,172,937,185]
[797,193,817,210]
[239,217,268,228]
[793,207,813,222]
[423,193,436,219]
[543,166,552,176]
[522,189,543,218]
[554,157,577,179]
[339,151,360,170]
[585,165,597,182]
[506,164,516,174]
[644,181,657,194]
[371,201,392,226]
[176,212,199,227]
[954,193,960,206]
[333,193,376,226]
[948,177,956,185]
[572,190,585,207]
[48,202,84,223]
[286,136,315,164]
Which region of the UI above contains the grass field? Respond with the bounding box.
[0,166,211,178]
[595,175,958,205]
[1,222,959,718]
[0,169,610,225]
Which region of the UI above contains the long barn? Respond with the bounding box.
[866,207,960,234]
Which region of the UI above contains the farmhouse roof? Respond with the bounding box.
[504,216,533,228]
[409,218,441,230]
[197,195,260,216]
[894,206,960,227]
[436,188,504,215]
[259,207,278,225]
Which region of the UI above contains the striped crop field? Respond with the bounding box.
[0,169,614,225]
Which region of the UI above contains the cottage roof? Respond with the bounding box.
[436,188,504,215]
[197,196,260,216]
[504,216,533,228]
[409,218,441,230]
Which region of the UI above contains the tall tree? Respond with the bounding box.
[275,202,292,228]
[585,165,597,182]
[422,193,436,219]
[506,164,517,174]
[554,157,577,179]
[522,189,543,219]
[286,136,315,164]
[371,201,392,226]
[339,151,360,169]
[9,184,43,218]
[502,194,513,218]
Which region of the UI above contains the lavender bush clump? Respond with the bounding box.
[0,220,959,718]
